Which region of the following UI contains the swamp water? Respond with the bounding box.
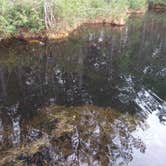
[0,12,166,166]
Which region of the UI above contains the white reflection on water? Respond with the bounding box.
[131,110,166,166]
[130,88,166,166]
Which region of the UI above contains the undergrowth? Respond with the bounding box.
[0,0,164,38]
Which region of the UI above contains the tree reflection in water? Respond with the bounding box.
[0,12,166,166]
[0,105,146,166]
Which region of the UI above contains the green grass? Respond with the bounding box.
[0,0,164,38]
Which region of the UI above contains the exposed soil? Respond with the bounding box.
[0,10,147,46]
[149,3,166,12]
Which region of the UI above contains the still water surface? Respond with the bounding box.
[0,12,166,166]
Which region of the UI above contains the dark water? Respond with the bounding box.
[0,12,166,166]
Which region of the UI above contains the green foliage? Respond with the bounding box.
[0,0,44,37]
[54,0,110,19]
[110,0,129,19]
[128,0,147,9]
[0,0,165,37]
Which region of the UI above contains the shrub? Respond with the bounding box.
[0,0,44,37]
[1,0,162,37]
[128,0,147,10]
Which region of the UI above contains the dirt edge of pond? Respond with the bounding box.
[149,3,166,12]
[0,9,147,46]
[1,6,165,46]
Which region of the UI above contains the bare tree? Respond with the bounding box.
[44,0,56,29]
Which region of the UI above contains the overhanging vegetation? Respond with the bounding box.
[0,0,165,38]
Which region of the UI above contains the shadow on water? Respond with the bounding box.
[0,12,166,165]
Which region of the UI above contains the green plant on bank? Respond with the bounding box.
[128,0,147,10]
[148,0,166,5]
[0,0,165,38]
[0,0,44,37]
[110,0,129,20]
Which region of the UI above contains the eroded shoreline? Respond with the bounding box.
[0,9,147,45]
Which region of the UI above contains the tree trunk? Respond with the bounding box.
[44,0,56,29]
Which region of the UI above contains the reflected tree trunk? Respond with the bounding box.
[0,67,7,99]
